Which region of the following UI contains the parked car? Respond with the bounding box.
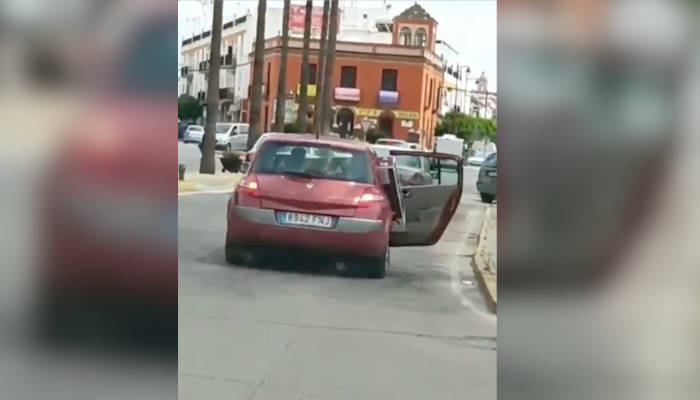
[183,124,204,143]
[178,121,190,140]
[372,144,433,186]
[216,122,249,151]
[476,152,497,203]
[226,134,462,278]
[467,155,485,166]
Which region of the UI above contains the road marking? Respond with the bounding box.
[178,189,234,197]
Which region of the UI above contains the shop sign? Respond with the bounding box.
[334,87,361,101]
[355,108,419,120]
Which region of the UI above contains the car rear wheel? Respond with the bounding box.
[225,244,246,265]
[480,193,495,203]
[366,247,389,279]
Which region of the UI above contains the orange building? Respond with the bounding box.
[248,4,444,149]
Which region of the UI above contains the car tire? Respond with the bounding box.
[480,193,495,203]
[367,247,389,279]
[225,244,246,265]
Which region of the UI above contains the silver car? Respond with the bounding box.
[372,145,433,186]
[183,125,204,143]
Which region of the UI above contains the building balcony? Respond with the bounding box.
[378,90,399,105]
[334,87,360,102]
[219,88,234,99]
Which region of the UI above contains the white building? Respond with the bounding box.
[469,72,497,120]
[179,2,395,122]
[435,39,469,115]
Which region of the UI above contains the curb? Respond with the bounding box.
[473,206,497,313]
[177,172,243,194]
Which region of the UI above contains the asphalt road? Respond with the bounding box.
[178,161,496,399]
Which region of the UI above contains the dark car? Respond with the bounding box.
[178,121,190,140]
[476,152,497,203]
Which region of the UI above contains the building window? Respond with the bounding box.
[400,27,411,46]
[308,63,317,85]
[381,69,398,92]
[414,28,427,47]
[340,66,357,88]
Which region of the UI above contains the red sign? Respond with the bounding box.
[289,5,324,36]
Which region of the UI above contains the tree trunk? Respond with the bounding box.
[296,0,313,132]
[313,0,330,138]
[321,0,339,135]
[247,0,267,150]
[274,0,291,132]
[199,0,224,174]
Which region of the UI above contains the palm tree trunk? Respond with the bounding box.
[274,0,291,132]
[199,0,224,174]
[296,0,313,132]
[313,0,330,138]
[320,0,339,135]
[247,0,267,149]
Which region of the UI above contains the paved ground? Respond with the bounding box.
[178,158,496,399]
[178,141,226,175]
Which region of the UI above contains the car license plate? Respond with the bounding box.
[277,212,334,229]
[487,171,497,177]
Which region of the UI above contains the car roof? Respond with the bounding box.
[259,133,371,152]
[372,144,423,153]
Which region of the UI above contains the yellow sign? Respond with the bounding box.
[355,108,382,118]
[296,84,317,97]
[393,110,420,120]
[355,108,419,120]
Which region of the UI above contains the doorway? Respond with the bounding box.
[336,108,355,138]
[378,110,394,137]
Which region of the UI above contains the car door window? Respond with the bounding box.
[388,151,462,246]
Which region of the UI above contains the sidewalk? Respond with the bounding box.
[473,206,497,312]
[178,168,243,194]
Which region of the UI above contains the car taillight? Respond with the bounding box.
[237,176,259,197]
[357,188,385,208]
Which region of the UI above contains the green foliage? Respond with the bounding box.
[435,112,497,144]
[365,128,388,144]
[178,94,203,121]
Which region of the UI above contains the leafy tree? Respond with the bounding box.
[435,112,497,151]
[178,94,203,121]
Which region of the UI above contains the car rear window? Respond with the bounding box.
[483,153,497,167]
[252,142,372,184]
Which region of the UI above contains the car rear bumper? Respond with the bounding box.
[476,180,497,195]
[227,206,388,257]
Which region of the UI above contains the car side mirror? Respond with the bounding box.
[239,162,250,174]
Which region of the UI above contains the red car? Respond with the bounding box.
[39,7,177,341]
[226,134,463,278]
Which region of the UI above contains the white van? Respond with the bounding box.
[435,134,464,159]
[216,123,250,151]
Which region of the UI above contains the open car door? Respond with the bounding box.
[388,150,463,246]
